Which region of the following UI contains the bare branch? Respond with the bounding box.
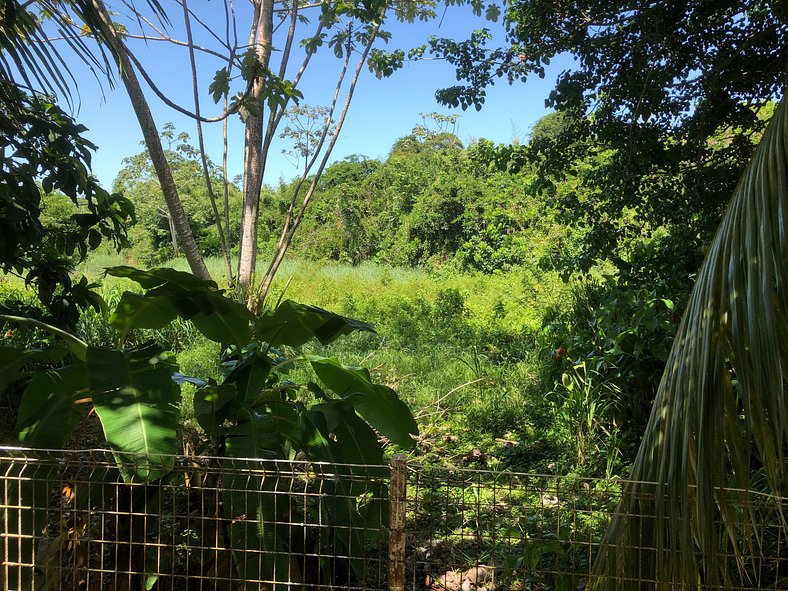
[179,0,233,51]
[121,32,236,63]
[277,1,299,82]
[182,0,235,283]
[121,45,247,123]
[255,19,381,307]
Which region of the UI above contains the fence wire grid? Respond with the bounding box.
[0,447,786,591]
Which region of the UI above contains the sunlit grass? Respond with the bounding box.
[15,251,570,470]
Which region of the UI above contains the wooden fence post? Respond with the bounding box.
[389,455,407,591]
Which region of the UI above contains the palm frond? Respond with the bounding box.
[592,93,788,589]
[0,0,170,103]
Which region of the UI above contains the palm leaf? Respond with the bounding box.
[0,0,170,101]
[592,95,788,588]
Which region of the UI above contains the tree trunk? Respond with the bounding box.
[237,0,274,302]
[89,0,211,281]
[168,214,179,257]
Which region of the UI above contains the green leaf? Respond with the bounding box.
[171,372,207,386]
[208,67,230,103]
[193,382,242,433]
[0,348,30,392]
[307,356,418,448]
[239,48,259,80]
[109,291,178,333]
[225,410,292,458]
[190,298,253,346]
[16,362,89,448]
[312,399,383,465]
[297,409,384,573]
[105,266,219,291]
[484,3,500,22]
[223,471,300,590]
[88,228,101,249]
[296,406,337,460]
[223,350,272,404]
[595,96,788,587]
[256,300,375,347]
[88,344,180,483]
[0,314,87,360]
[0,345,67,392]
[106,266,254,346]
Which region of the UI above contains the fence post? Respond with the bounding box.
[389,454,407,591]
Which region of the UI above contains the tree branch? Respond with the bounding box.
[182,0,235,284]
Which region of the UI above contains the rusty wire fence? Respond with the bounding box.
[1,447,787,590]
[404,465,788,591]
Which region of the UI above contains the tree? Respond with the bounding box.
[279,105,334,173]
[430,1,788,291]
[8,0,507,307]
[0,1,149,327]
[0,81,133,328]
[87,0,216,281]
[68,0,472,308]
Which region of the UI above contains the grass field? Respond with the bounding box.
[4,252,587,474]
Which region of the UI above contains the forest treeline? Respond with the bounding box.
[109,116,562,275]
[108,105,771,304]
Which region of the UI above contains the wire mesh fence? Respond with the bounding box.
[1,447,786,590]
[0,448,391,591]
[404,465,788,591]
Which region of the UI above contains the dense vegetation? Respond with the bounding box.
[2,0,787,588]
[4,110,685,482]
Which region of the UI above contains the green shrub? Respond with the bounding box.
[539,277,677,471]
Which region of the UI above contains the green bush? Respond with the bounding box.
[539,277,677,472]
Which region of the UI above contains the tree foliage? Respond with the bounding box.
[431,1,788,290]
[114,127,244,265]
[274,124,564,272]
[0,81,133,327]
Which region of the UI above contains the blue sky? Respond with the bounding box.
[63,2,573,189]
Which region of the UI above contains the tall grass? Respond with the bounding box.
[65,254,572,470]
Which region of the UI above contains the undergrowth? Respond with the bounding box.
[2,253,642,478]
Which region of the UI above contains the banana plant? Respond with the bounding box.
[1,265,418,588]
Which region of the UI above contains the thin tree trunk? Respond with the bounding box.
[89,0,211,280]
[237,0,274,301]
[182,0,234,284]
[254,23,379,308]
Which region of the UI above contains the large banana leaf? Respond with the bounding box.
[16,362,89,448]
[107,266,254,346]
[255,299,375,346]
[298,403,389,575]
[592,95,788,588]
[0,345,69,392]
[308,355,419,448]
[88,344,180,483]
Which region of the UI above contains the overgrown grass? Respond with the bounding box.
[14,253,590,474]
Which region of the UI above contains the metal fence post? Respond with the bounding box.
[388,454,407,591]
